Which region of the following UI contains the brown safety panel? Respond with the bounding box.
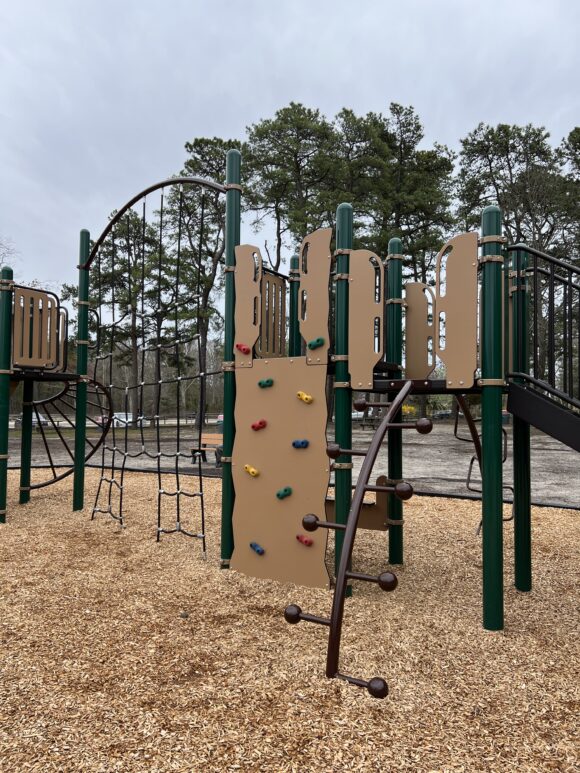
[405,283,436,380]
[325,474,389,531]
[435,232,479,388]
[256,270,287,358]
[233,246,262,368]
[348,250,384,390]
[12,287,60,370]
[298,228,332,366]
[231,357,330,587]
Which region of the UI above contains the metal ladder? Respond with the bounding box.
[285,380,432,698]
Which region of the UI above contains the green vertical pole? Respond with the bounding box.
[481,205,504,630]
[512,248,531,591]
[0,266,14,524]
[288,253,301,357]
[19,380,33,504]
[334,203,352,580]
[73,230,90,511]
[386,238,404,564]
[220,149,241,567]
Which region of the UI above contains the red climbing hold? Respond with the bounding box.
[236,343,251,355]
[296,534,313,547]
[251,419,267,431]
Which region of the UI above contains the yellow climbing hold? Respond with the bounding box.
[297,391,313,404]
[244,464,260,477]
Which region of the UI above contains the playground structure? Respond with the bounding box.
[0,149,578,699]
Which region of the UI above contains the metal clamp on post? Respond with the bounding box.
[223,266,236,273]
[333,381,350,389]
[477,378,505,387]
[220,456,232,463]
[479,235,507,245]
[334,249,351,257]
[385,517,405,526]
[331,354,348,362]
[478,254,504,265]
[332,462,353,470]
[224,183,243,192]
[221,361,235,372]
[76,339,89,346]
[386,298,407,307]
[77,300,90,306]
[0,279,14,291]
[333,273,350,281]
[386,253,404,261]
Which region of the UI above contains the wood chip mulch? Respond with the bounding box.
[0,468,578,772]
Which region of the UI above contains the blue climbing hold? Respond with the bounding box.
[250,541,265,555]
[292,439,309,449]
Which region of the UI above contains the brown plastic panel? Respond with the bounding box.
[256,270,287,358]
[348,250,384,389]
[405,283,436,380]
[54,309,67,373]
[298,228,332,366]
[325,474,389,531]
[231,357,330,587]
[12,287,59,369]
[233,246,262,368]
[435,232,479,388]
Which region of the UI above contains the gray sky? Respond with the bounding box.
[1,0,578,289]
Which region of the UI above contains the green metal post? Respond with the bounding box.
[288,253,301,357]
[512,248,531,591]
[19,380,33,504]
[334,203,353,580]
[481,205,504,630]
[386,238,404,564]
[0,266,13,524]
[73,230,90,511]
[220,149,241,566]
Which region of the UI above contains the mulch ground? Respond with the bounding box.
[0,468,578,772]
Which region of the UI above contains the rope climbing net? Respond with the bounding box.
[86,178,227,548]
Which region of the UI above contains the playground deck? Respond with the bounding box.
[0,468,577,772]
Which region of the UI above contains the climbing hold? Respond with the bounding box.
[297,391,313,404]
[307,337,325,350]
[236,343,251,355]
[292,439,309,449]
[244,464,259,477]
[276,486,293,500]
[296,534,313,547]
[250,541,265,555]
[258,378,274,388]
[251,419,268,431]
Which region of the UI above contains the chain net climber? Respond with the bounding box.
[85,177,228,550]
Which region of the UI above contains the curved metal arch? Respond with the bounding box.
[82,176,228,270]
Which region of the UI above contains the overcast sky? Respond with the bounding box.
[0,0,578,289]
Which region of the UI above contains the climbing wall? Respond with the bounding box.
[230,229,332,588]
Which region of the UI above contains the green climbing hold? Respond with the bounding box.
[276,486,293,500]
[258,378,274,388]
[307,337,325,350]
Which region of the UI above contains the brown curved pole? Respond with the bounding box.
[82,176,227,270]
[454,394,482,470]
[326,380,413,679]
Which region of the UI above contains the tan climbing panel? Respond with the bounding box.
[256,269,286,358]
[231,228,332,588]
[233,246,262,368]
[12,287,60,370]
[298,228,332,366]
[231,357,330,588]
[348,250,384,390]
[405,283,436,380]
[435,232,479,388]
